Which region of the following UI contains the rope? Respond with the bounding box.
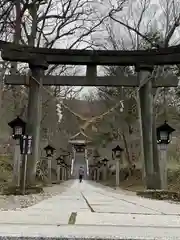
[29,74,124,131]
[13,65,165,137]
[163,87,168,120]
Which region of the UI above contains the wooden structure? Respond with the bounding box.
[4,73,178,87]
[1,40,180,188]
[69,131,91,178]
[69,131,91,146]
[1,40,180,65]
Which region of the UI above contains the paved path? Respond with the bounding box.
[1,180,180,239]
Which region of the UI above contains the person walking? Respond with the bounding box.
[79,166,84,183]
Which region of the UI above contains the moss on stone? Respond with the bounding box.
[137,190,180,201]
[1,185,44,195]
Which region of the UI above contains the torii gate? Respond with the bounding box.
[1,41,180,188]
[68,131,91,179]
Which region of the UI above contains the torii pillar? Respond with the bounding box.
[26,59,48,185]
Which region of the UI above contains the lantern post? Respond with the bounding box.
[88,164,93,180]
[66,164,71,179]
[112,145,124,188]
[63,163,67,180]
[96,161,102,181]
[93,165,97,181]
[56,154,67,181]
[156,121,175,189]
[8,116,26,187]
[101,158,109,181]
[64,163,70,180]
[62,153,69,180]
[89,164,95,180]
[44,144,55,185]
[93,149,100,164]
[93,150,100,181]
[56,156,63,182]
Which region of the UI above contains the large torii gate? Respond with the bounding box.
[1,40,180,188]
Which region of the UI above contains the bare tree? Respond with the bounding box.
[90,0,180,184]
[0,0,111,184]
[0,0,109,114]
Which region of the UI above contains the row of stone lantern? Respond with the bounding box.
[90,145,124,184]
[56,154,71,182]
[8,115,175,190]
[43,144,71,184]
[7,116,71,187]
[90,120,175,189]
[90,157,109,182]
[9,116,174,149]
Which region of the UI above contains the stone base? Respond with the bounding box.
[145,173,159,189]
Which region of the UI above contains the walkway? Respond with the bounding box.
[1,180,180,239]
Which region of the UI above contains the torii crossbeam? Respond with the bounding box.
[4,74,179,87]
[1,40,180,65]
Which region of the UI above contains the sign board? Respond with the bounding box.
[20,135,32,155]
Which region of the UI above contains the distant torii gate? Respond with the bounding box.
[68,131,91,178]
[1,41,180,187]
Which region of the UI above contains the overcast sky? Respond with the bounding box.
[79,0,180,97]
[2,0,180,98]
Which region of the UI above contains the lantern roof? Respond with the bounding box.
[44,144,55,151]
[97,161,102,167]
[112,145,124,152]
[60,152,69,157]
[157,120,175,134]
[8,116,26,128]
[56,156,65,162]
[102,158,109,162]
[59,147,70,154]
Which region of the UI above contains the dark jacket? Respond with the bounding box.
[79,168,84,176]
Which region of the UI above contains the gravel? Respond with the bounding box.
[0,181,72,211]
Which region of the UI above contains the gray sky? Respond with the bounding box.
[2,0,180,98]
